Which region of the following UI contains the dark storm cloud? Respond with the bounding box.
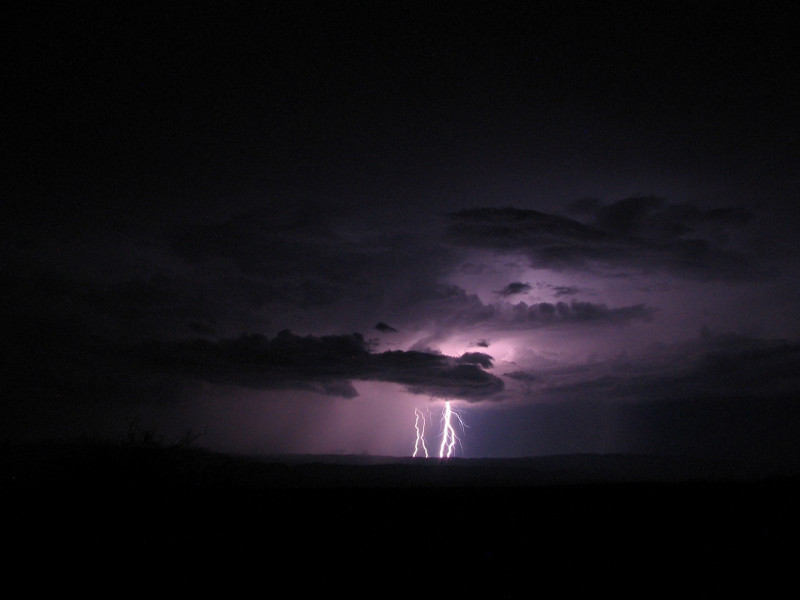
[512,300,654,326]
[504,371,539,382]
[495,282,532,296]
[551,285,581,297]
[167,204,459,329]
[446,201,759,279]
[419,282,654,331]
[375,322,398,333]
[456,352,495,368]
[511,333,800,405]
[412,283,499,329]
[567,196,753,242]
[132,330,504,401]
[369,349,504,400]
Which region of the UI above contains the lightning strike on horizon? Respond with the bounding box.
[439,401,465,458]
[413,408,429,458]
[412,401,466,458]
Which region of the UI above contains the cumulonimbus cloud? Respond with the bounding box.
[132,330,504,400]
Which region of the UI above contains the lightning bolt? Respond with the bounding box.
[413,408,429,458]
[412,401,466,458]
[439,400,465,458]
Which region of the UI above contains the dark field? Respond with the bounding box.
[4,443,798,597]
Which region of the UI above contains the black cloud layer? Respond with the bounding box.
[419,283,655,330]
[132,330,504,401]
[447,200,758,279]
[511,300,654,326]
[507,334,800,404]
[495,282,532,296]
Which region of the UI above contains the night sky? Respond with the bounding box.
[6,2,800,465]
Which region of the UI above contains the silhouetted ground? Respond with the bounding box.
[4,442,799,597]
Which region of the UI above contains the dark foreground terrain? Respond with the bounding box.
[4,443,799,597]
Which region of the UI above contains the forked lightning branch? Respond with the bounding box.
[413,401,466,458]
